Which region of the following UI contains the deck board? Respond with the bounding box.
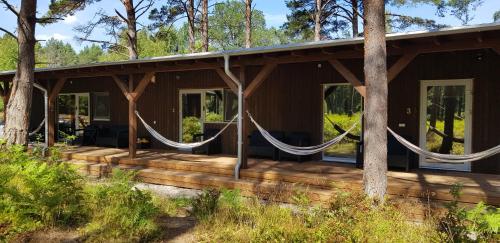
[62,146,500,206]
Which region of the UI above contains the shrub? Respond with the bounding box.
[0,145,86,240]
[182,116,202,142]
[194,189,440,243]
[191,189,220,220]
[83,169,160,242]
[439,184,499,242]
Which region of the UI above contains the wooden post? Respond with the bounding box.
[128,75,137,158]
[112,73,154,159]
[0,81,11,122]
[47,78,66,146]
[240,67,248,169]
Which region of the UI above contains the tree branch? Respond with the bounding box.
[0,0,19,17]
[114,9,129,23]
[0,27,17,40]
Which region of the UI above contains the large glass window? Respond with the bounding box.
[93,92,110,121]
[205,90,223,122]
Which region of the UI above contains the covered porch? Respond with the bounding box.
[62,146,500,209]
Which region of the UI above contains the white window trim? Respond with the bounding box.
[419,79,473,172]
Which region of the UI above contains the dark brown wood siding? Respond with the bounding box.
[33,49,499,174]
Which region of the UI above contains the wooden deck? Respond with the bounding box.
[62,146,500,210]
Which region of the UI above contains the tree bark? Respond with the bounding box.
[187,0,196,53]
[4,0,37,146]
[201,0,209,52]
[362,0,388,203]
[245,0,252,48]
[314,0,322,41]
[439,87,457,154]
[351,0,359,37]
[122,0,139,60]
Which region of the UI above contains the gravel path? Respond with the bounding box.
[134,183,202,199]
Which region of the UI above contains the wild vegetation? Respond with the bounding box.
[0,145,498,242]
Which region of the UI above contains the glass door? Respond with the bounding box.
[57,93,90,139]
[419,79,472,171]
[180,92,203,143]
[322,84,363,163]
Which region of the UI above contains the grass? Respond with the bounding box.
[0,143,498,242]
[426,119,465,155]
[323,113,361,158]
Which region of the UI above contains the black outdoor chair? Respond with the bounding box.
[192,128,222,155]
[279,132,311,162]
[95,125,129,148]
[81,125,99,146]
[248,130,285,161]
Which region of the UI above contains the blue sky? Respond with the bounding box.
[1,0,499,51]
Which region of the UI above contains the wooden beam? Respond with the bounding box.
[112,75,133,101]
[387,51,419,83]
[48,78,66,103]
[243,63,277,98]
[133,72,155,101]
[328,59,366,97]
[215,68,238,94]
[240,66,248,169]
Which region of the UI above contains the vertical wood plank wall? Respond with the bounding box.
[36,49,499,174]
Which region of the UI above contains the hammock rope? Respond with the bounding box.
[135,111,237,149]
[388,127,500,163]
[29,119,45,137]
[247,111,360,156]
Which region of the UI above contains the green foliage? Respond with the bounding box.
[0,145,86,241]
[182,116,202,142]
[494,10,500,22]
[0,35,18,71]
[209,0,287,50]
[37,38,78,68]
[195,189,439,242]
[83,169,160,242]
[192,189,221,220]
[440,183,500,242]
[77,44,104,64]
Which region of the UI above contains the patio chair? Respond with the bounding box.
[192,128,222,155]
[278,132,311,162]
[95,125,129,148]
[81,125,99,146]
[248,130,285,161]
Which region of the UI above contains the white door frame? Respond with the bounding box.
[419,79,473,171]
[178,88,225,143]
[321,83,363,163]
[58,92,90,133]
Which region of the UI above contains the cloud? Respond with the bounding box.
[264,13,287,28]
[63,15,78,25]
[36,33,70,41]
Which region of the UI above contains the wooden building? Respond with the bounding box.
[0,23,499,208]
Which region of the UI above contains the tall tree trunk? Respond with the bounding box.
[187,0,196,53]
[4,0,37,145]
[123,0,138,60]
[314,0,322,41]
[201,0,209,52]
[439,87,457,154]
[245,0,252,48]
[351,0,359,37]
[362,0,388,203]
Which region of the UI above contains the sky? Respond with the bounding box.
[0,0,499,52]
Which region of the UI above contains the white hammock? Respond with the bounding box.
[29,119,45,137]
[135,111,237,149]
[388,128,500,163]
[247,111,359,156]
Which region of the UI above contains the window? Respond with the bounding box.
[204,90,224,122]
[223,89,238,122]
[93,92,110,121]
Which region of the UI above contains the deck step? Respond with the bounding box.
[66,160,111,178]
